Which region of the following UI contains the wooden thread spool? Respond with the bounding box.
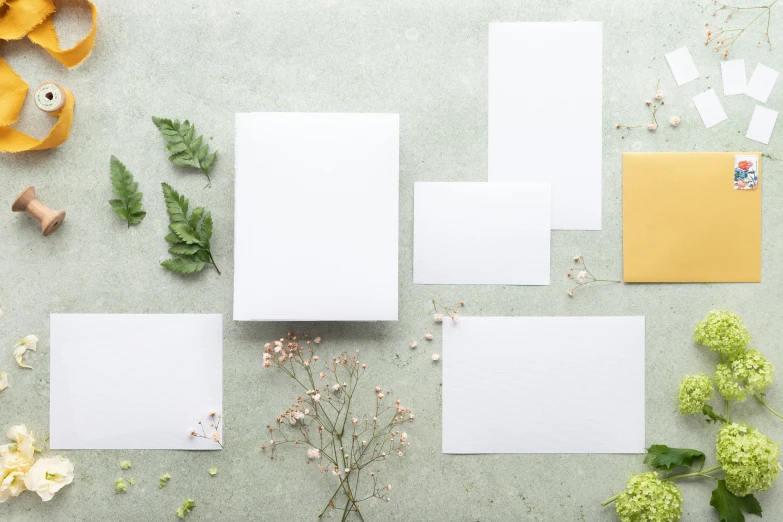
[12,186,66,236]
[34,82,66,113]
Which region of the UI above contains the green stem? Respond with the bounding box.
[209,252,221,275]
[755,394,783,420]
[602,466,721,506]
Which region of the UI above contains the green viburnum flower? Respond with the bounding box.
[693,311,750,360]
[115,478,127,492]
[177,498,195,518]
[677,373,714,415]
[615,472,682,522]
[714,349,774,402]
[120,460,131,470]
[716,422,781,497]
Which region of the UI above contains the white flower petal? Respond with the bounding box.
[12,345,31,369]
[23,456,74,502]
[0,372,8,391]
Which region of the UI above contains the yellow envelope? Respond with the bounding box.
[623,152,761,283]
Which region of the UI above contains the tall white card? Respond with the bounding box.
[746,105,779,145]
[443,316,645,454]
[234,113,399,321]
[414,182,551,285]
[693,89,728,128]
[50,314,223,450]
[746,63,779,103]
[665,47,700,86]
[488,22,602,231]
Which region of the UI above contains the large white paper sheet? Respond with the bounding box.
[488,22,602,231]
[442,316,645,454]
[721,59,747,95]
[692,89,728,128]
[665,47,700,86]
[234,113,399,321]
[746,63,779,103]
[746,105,779,145]
[413,182,550,285]
[50,314,223,450]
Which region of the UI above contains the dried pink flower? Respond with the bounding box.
[670,116,681,127]
[425,333,433,341]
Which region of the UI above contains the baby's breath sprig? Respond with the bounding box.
[188,411,222,448]
[705,0,778,57]
[615,82,680,139]
[261,333,413,521]
[567,255,620,297]
[432,299,464,323]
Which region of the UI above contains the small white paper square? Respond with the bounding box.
[442,317,646,454]
[414,182,551,285]
[234,112,399,321]
[50,314,223,450]
[721,59,747,95]
[665,47,700,86]
[693,89,728,128]
[746,105,779,145]
[746,63,780,103]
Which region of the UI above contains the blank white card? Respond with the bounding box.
[50,314,223,450]
[443,316,645,454]
[488,22,602,231]
[414,182,551,285]
[234,113,399,321]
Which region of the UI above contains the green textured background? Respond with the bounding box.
[1,0,782,520]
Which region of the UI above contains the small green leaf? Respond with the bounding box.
[152,116,217,182]
[644,445,705,472]
[109,156,145,227]
[710,480,762,522]
[170,223,203,245]
[168,244,201,255]
[161,257,206,274]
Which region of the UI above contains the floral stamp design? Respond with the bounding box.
[734,155,759,190]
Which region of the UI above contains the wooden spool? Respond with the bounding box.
[33,82,66,113]
[12,186,66,236]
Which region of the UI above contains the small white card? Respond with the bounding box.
[693,89,728,128]
[50,314,223,450]
[721,59,747,95]
[442,316,645,454]
[414,182,551,285]
[746,63,779,103]
[746,105,779,145]
[665,47,700,86]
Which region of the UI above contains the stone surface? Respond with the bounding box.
[1,0,781,520]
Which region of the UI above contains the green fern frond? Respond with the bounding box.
[160,183,220,275]
[152,117,218,184]
[109,155,146,228]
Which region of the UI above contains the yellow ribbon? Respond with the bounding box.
[0,0,97,153]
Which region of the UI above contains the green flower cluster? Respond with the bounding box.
[714,349,774,402]
[694,311,751,360]
[615,472,682,522]
[677,373,714,415]
[716,423,781,497]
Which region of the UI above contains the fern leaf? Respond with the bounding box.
[152,116,218,183]
[109,156,145,228]
[160,183,220,276]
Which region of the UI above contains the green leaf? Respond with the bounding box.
[109,156,145,227]
[170,223,203,245]
[160,183,220,276]
[644,445,705,472]
[710,480,762,522]
[703,404,729,424]
[161,257,206,274]
[152,116,218,182]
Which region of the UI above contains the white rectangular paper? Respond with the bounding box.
[665,47,700,86]
[721,59,747,95]
[442,316,645,454]
[746,63,779,103]
[488,22,602,231]
[746,105,779,145]
[414,182,550,285]
[50,314,223,450]
[234,112,399,321]
[693,89,728,128]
